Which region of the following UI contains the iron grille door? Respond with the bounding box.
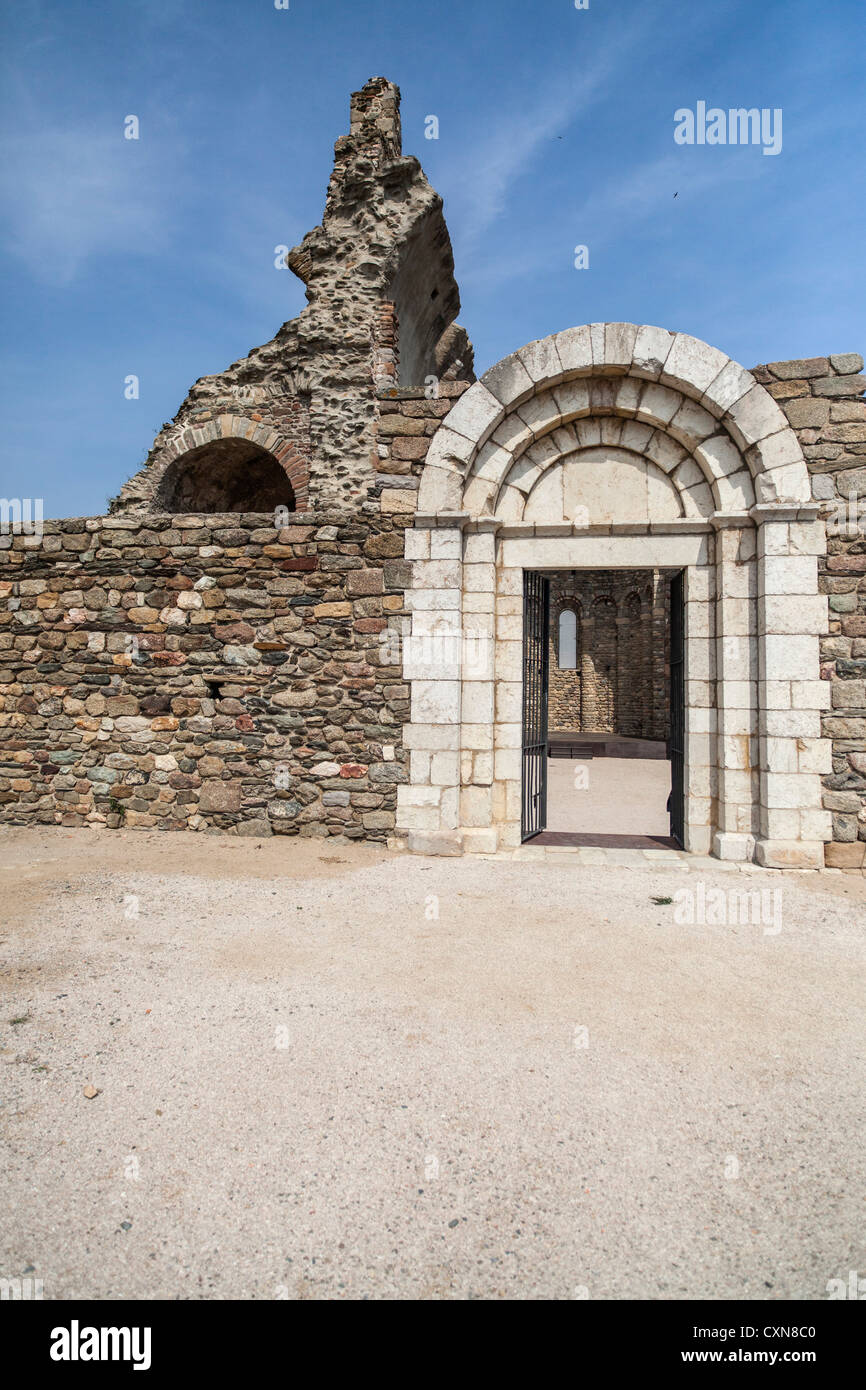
[521,571,550,841]
[669,569,685,846]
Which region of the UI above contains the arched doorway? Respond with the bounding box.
[399,323,830,869]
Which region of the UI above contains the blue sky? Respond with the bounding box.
[1,0,863,517]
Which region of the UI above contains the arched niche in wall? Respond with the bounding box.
[156,439,296,514]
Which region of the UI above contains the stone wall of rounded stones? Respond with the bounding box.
[373,380,471,516]
[757,352,866,867]
[0,512,413,839]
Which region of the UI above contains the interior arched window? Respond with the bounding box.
[558,609,577,669]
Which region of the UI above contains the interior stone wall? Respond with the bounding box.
[548,570,668,739]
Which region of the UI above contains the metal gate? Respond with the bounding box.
[669,569,685,846]
[521,570,550,841]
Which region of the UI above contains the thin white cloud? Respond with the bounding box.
[571,149,765,238]
[0,122,179,284]
[444,68,609,251]
[437,12,662,260]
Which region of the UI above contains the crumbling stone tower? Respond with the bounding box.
[111,77,474,517]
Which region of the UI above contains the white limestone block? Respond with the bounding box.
[619,420,655,454]
[589,322,607,366]
[410,750,430,783]
[481,353,535,407]
[460,783,493,828]
[764,772,822,811]
[702,360,754,415]
[495,681,522,723]
[760,709,821,738]
[516,391,563,441]
[797,740,832,775]
[430,751,460,786]
[398,785,442,808]
[668,398,718,448]
[412,559,462,590]
[462,723,494,751]
[462,474,498,518]
[644,431,688,474]
[493,722,521,749]
[406,589,460,612]
[636,381,682,427]
[632,324,675,380]
[517,335,564,385]
[746,427,803,472]
[401,723,460,751]
[430,530,462,560]
[496,567,523,595]
[440,786,460,829]
[760,594,827,636]
[694,433,747,482]
[417,464,463,512]
[790,679,832,710]
[723,386,788,449]
[679,475,715,519]
[755,520,793,557]
[662,334,730,395]
[411,680,460,724]
[491,413,533,457]
[715,468,755,511]
[461,828,499,854]
[714,596,752,636]
[761,634,819,681]
[462,681,494,724]
[759,809,801,839]
[399,804,442,832]
[759,554,818,595]
[613,375,642,416]
[472,751,494,785]
[572,417,600,448]
[425,426,476,468]
[761,462,811,504]
[494,748,521,782]
[603,322,638,371]
[553,324,592,375]
[494,639,521,683]
[496,611,523,641]
[551,379,591,423]
[443,382,503,444]
[523,435,563,473]
[799,808,832,841]
[405,528,430,560]
[762,737,798,773]
[505,453,544,498]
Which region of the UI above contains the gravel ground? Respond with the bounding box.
[1,827,864,1301]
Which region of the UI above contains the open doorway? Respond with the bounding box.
[521,568,685,848]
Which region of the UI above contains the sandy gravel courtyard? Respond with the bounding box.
[1,827,864,1301]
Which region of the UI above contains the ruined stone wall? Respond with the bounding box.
[755,352,866,868]
[373,380,472,514]
[111,78,473,519]
[0,513,412,839]
[548,571,668,740]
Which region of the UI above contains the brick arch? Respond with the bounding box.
[417,323,810,518]
[119,413,309,514]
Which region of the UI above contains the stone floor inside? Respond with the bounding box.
[542,734,673,851]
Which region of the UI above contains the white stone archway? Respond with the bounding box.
[399,324,831,868]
